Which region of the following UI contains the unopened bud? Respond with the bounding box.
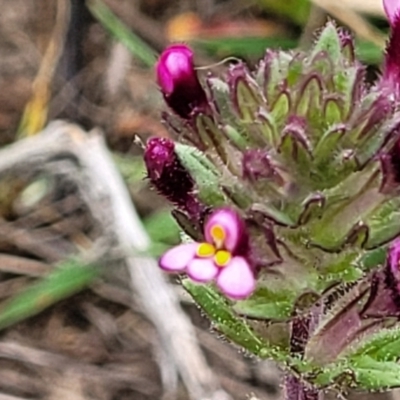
[144,137,202,217]
[156,44,208,118]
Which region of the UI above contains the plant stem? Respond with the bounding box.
[284,375,323,400]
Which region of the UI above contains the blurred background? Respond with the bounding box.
[0,0,396,399]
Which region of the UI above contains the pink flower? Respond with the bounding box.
[156,44,208,118]
[159,208,255,300]
[384,0,400,25]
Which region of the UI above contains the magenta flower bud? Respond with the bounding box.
[156,44,208,119]
[144,137,202,216]
[381,0,400,96]
[159,208,255,300]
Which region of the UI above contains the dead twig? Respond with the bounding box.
[0,121,231,400]
[79,125,232,400]
[0,254,51,277]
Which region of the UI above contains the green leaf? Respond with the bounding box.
[174,143,226,206]
[312,22,342,62]
[270,91,290,127]
[319,250,362,286]
[233,286,296,320]
[324,98,342,126]
[265,52,293,104]
[324,322,400,390]
[286,56,305,87]
[251,203,296,227]
[88,0,157,67]
[194,37,297,60]
[355,39,383,65]
[279,126,312,173]
[258,110,279,148]
[295,75,322,120]
[333,67,361,118]
[309,165,383,250]
[183,280,285,360]
[350,327,400,362]
[256,0,310,25]
[312,361,352,387]
[223,125,249,149]
[356,246,386,272]
[143,210,180,244]
[314,126,345,164]
[235,79,263,122]
[207,78,238,125]
[366,199,400,249]
[194,37,382,66]
[351,356,400,390]
[194,114,230,164]
[0,260,99,330]
[114,154,146,186]
[355,112,400,167]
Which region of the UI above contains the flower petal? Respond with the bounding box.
[156,45,194,95]
[204,208,246,252]
[384,0,400,26]
[159,243,197,272]
[187,258,219,282]
[216,256,255,300]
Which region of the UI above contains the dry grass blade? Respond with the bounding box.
[323,0,383,15]
[18,0,70,137]
[311,0,386,48]
[79,127,232,400]
[0,254,50,277]
[87,0,157,67]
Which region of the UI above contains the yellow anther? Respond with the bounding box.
[196,242,216,258]
[210,224,226,247]
[214,250,231,267]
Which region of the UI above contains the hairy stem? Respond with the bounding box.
[284,375,323,400]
